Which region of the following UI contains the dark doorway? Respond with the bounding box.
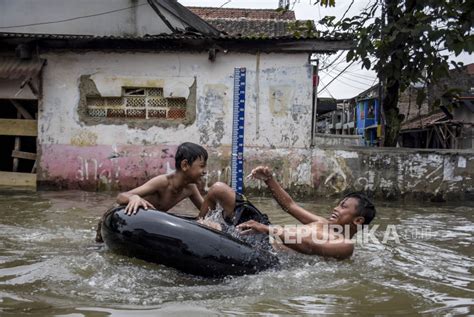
[0,99,37,173]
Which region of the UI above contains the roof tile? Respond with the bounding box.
[188,7,295,20]
[205,18,317,38]
[401,112,447,130]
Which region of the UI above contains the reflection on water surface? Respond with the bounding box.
[0,191,472,316]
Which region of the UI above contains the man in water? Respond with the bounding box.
[200,166,376,259]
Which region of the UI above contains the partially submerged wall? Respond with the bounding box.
[38,142,474,201]
[36,51,474,200]
[251,146,474,202]
[37,50,314,190]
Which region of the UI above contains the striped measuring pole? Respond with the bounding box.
[231,68,246,193]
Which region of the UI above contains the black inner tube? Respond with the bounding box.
[101,206,279,277]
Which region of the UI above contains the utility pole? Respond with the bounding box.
[310,56,319,146]
[378,0,387,146]
[278,0,290,9]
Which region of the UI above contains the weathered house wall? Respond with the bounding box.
[399,65,474,124]
[453,107,474,149]
[36,51,474,200]
[37,51,313,189]
[398,86,430,122]
[0,0,190,36]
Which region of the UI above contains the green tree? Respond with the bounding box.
[317,0,474,146]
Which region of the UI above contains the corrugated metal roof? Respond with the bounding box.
[150,0,221,36]
[0,30,347,41]
[401,112,447,131]
[0,57,46,79]
[0,32,208,40]
[188,7,296,20]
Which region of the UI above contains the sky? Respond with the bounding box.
[178,0,473,99]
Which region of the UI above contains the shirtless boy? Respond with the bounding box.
[95,142,207,242]
[118,142,208,215]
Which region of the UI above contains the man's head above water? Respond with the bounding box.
[229,166,377,259]
[329,192,376,227]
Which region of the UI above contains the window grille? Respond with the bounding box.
[86,87,187,120]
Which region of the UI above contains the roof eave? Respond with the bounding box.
[148,0,221,36]
[0,33,353,54]
[215,38,353,53]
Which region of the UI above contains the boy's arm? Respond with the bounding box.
[117,176,161,215]
[249,166,327,224]
[188,184,204,211]
[237,221,354,259]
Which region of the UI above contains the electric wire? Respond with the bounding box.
[320,66,373,91]
[333,70,377,85]
[0,3,148,29]
[327,65,376,81]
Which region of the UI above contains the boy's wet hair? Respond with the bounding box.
[343,192,376,225]
[175,142,208,170]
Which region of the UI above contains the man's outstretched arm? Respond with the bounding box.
[249,166,327,224]
[237,220,354,259]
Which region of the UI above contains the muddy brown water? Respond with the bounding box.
[0,190,473,316]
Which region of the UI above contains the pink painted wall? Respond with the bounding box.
[39,144,178,190]
[38,144,474,201]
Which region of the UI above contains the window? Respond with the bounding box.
[367,99,375,119]
[86,87,187,120]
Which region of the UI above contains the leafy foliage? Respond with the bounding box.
[317,0,474,146]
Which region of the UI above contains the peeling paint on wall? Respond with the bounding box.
[40,52,313,148]
[269,85,293,117]
[36,52,473,200]
[197,84,229,146]
[70,130,98,146]
[76,75,197,129]
[39,144,178,190]
[38,143,474,201]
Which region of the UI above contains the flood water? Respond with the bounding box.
[0,190,473,316]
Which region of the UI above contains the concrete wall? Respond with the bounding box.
[37,50,314,188]
[39,142,474,201]
[0,0,172,36]
[35,51,474,201]
[454,107,474,149]
[38,51,312,146]
[222,146,474,202]
[313,134,362,147]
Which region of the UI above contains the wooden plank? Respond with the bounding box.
[434,126,446,149]
[12,150,36,160]
[426,129,433,148]
[10,100,33,119]
[0,119,37,136]
[13,136,20,172]
[31,160,37,173]
[0,79,37,100]
[12,112,21,172]
[0,171,36,187]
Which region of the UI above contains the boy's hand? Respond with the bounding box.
[125,195,155,215]
[247,166,273,182]
[237,220,269,235]
[197,218,222,231]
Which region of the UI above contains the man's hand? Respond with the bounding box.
[124,195,155,215]
[247,166,273,182]
[237,220,269,235]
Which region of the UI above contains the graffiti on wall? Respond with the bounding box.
[40,144,177,189]
[310,150,469,198]
[39,144,472,199]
